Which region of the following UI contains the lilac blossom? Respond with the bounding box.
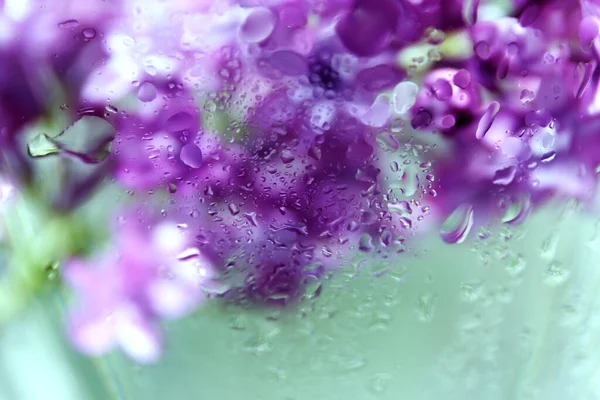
[1,0,600,364]
[64,215,220,363]
[406,0,600,242]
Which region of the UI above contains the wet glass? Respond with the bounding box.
[1,1,600,399]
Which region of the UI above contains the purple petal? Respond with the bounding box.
[68,311,116,356]
[113,306,162,364]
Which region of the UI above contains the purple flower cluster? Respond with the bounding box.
[64,215,221,362]
[1,0,599,362]
[416,0,600,237]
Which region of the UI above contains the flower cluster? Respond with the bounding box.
[0,0,599,363]
[64,215,221,362]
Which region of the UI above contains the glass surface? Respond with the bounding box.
[1,1,600,399]
[101,204,597,400]
[4,203,596,400]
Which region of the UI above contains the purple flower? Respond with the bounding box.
[406,0,600,241]
[65,258,163,364]
[4,0,600,364]
[336,0,462,56]
[111,82,203,190]
[64,216,220,363]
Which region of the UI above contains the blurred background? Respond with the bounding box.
[2,201,599,400]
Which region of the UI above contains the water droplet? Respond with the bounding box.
[540,151,556,163]
[440,203,474,244]
[82,28,96,39]
[145,64,157,76]
[360,210,377,225]
[27,133,60,157]
[280,150,295,164]
[392,81,419,114]
[544,261,570,287]
[359,233,374,252]
[502,194,531,225]
[379,230,393,247]
[240,8,275,43]
[269,50,308,76]
[44,262,59,281]
[308,146,321,160]
[204,101,217,113]
[321,246,333,257]
[228,203,240,216]
[416,293,436,322]
[268,366,287,381]
[475,41,490,59]
[475,101,500,139]
[440,114,456,128]
[165,112,195,132]
[393,167,420,196]
[493,166,517,185]
[177,247,201,261]
[244,334,273,355]
[576,62,594,99]
[354,167,377,183]
[506,254,526,276]
[337,354,366,371]
[520,89,535,103]
[42,116,115,163]
[389,201,412,216]
[411,109,432,130]
[122,36,135,47]
[425,28,446,45]
[138,81,157,102]
[525,108,552,127]
[347,220,359,232]
[147,148,160,160]
[390,118,404,133]
[180,144,203,168]
[244,212,259,227]
[58,19,79,29]
[540,232,559,260]
[304,279,322,299]
[477,227,491,239]
[432,78,452,101]
[460,282,483,302]
[228,315,248,331]
[398,217,412,229]
[453,69,471,88]
[367,373,391,394]
[376,131,399,152]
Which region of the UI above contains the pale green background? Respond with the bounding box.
[2,202,599,400]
